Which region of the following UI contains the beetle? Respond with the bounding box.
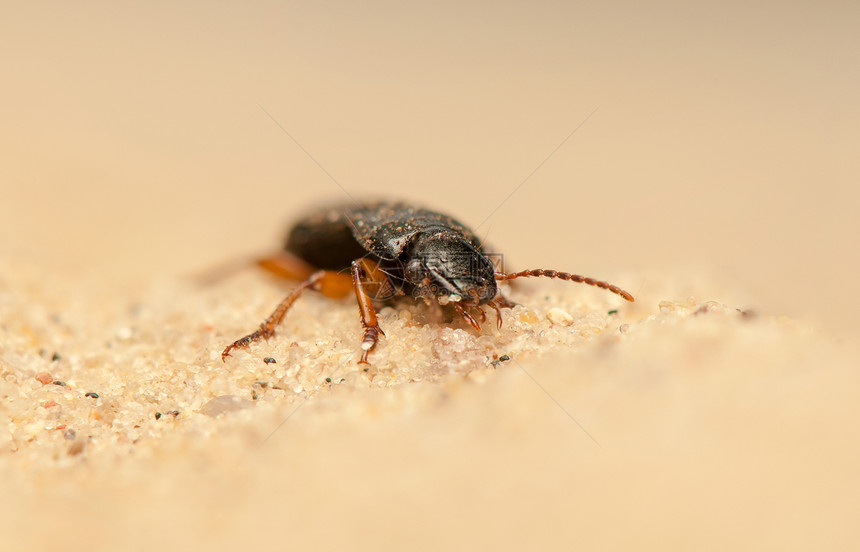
[221,200,633,364]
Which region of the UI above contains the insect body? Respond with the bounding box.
[222,201,633,364]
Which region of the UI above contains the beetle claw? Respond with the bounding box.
[454,304,482,331]
[488,299,504,329]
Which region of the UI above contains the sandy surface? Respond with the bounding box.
[3,253,859,550]
[2,2,859,551]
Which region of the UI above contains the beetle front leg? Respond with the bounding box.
[351,261,385,365]
[492,292,517,310]
[221,269,351,361]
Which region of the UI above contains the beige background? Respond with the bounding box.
[2,1,857,330]
[2,1,859,550]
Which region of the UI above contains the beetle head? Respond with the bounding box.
[404,231,497,306]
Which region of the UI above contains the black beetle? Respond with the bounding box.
[222,200,633,364]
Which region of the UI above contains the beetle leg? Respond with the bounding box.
[257,250,316,281]
[356,258,397,301]
[258,252,355,299]
[454,304,482,331]
[476,307,487,325]
[493,291,517,310]
[222,270,336,361]
[487,299,504,329]
[351,261,385,365]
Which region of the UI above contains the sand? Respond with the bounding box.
[2,251,859,550]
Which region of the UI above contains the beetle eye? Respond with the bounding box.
[404,259,425,282]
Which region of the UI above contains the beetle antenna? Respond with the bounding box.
[495,269,634,302]
[476,220,494,251]
[343,211,358,232]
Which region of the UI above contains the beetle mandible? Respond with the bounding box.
[222,200,633,364]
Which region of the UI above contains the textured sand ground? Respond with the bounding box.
[2,251,859,550]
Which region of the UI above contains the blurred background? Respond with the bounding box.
[1,0,857,332]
